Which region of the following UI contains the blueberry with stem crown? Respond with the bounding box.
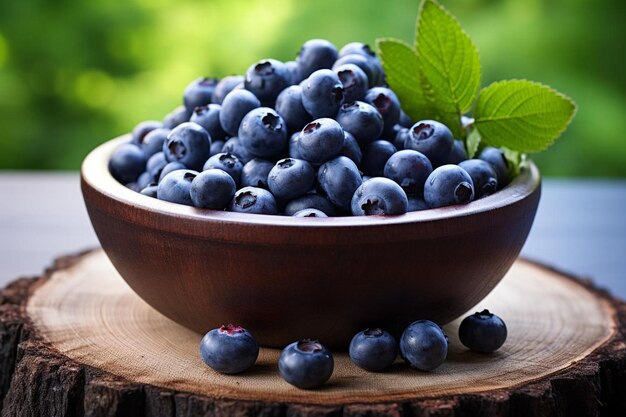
[199,324,259,374]
[279,339,334,389]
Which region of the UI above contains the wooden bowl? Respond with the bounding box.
[81,136,541,348]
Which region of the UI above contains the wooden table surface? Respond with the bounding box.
[1,173,625,299]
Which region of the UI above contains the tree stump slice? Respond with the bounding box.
[1,249,625,417]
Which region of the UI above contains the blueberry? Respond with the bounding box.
[275,85,312,134]
[163,105,191,129]
[131,120,163,146]
[392,126,409,151]
[190,104,228,142]
[244,59,291,105]
[211,75,245,105]
[283,194,337,217]
[163,122,211,171]
[142,128,170,158]
[140,185,158,198]
[229,186,278,215]
[199,324,259,374]
[239,107,288,159]
[203,152,244,185]
[364,87,401,137]
[444,139,468,165]
[383,150,433,195]
[458,159,498,198]
[297,39,338,80]
[404,120,454,167]
[317,156,363,212]
[339,131,363,166]
[337,43,384,86]
[158,161,186,183]
[424,165,475,208]
[190,169,237,209]
[221,137,253,164]
[478,147,510,188]
[136,171,153,191]
[407,196,429,212]
[288,132,302,159]
[297,118,345,164]
[146,151,168,182]
[335,101,383,146]
[334,64,368,103]
[398,110,413,128]
[268,158,315,200]
[219,89,261,136]
[278,339,334,389]
[241,158,274,189]
[285,60,302,84]
[351,177,408,216]
[109,143,147,185]
[293,208,328,218]
[301,69,345,119]
[349,328,398,371]
[458,309,507,353]
[362,140,397,177]
[183,77,218,113]
[333,54,381,89]
[338,42,377,59]
[157,169,198,206]
[399,320,448,371]
[210,140,225,157]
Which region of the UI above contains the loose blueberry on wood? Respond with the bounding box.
[278,339,334,389]
[399,320,448,371]
[349,328,398,371]
[199,324,259,374]
[458,309,507,353]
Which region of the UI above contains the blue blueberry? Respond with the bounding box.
[424,165,475,208]
[444,139,468,165]
[244,59,291,105]
[163,105,191,129]
[458,159,498,198]
[183,77,218,113]
[283,194,337,217]
[398,111,413,128]
[157,169,198,206]
[221,137,253,164]
[210,140,225,157]
[239,107,288,159]
[458,309,507,353]
[109,143,147,185]
[334,64,368,103]
[199,324,259,374]
[219,89,261,136]
[293,208,328,218]
[317,156,363,211]
[279,340,334,389]
[349,328,398,371]
[351,177,408,216]
[392,126,409,151]
[362,140,397,177]
[297,118,345,164]
[478,147,510,188]
[268,158,315,200]
[241,158,274,189]
[190,169,237,209]
[333,54,381,89]
[146,151,168,182]
[301,69,345,119]
[339,131,362,166]
[285,60,302,84]
[142,128,170,158]
[275,85,312,134]
[407,196,429,212]
[335,101,383,146]
[211,75,245,105]
[404,120,454,167]
[190,104,228,142]
[364,87,401,137]
[203,152,244,185]
[383,150,433,195]
[297,39,338,80]
[288,132,302,159]
[163,122,211,171]
[158,161,186,183]
[136,171,153,191]
[337,43,384,86]
[399,320,448,371]
[131,120,163,146]
[229,186,278,215]
[140,185,158,198]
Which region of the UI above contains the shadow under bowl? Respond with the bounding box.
[81,136,541,348]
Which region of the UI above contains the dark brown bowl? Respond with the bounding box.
[81,135,541,348]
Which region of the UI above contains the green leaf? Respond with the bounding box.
[415,0,481,138]
[474,80,577,152]
[502,147,522,177]
[466,127,481,158]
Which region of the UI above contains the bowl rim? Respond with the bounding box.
[81,135,541,229]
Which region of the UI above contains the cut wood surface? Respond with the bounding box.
[1,249,626,416]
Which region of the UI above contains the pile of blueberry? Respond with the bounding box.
[109,39,511,216]
[200,310,507,389]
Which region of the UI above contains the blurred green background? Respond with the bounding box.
[0,0,624,176]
